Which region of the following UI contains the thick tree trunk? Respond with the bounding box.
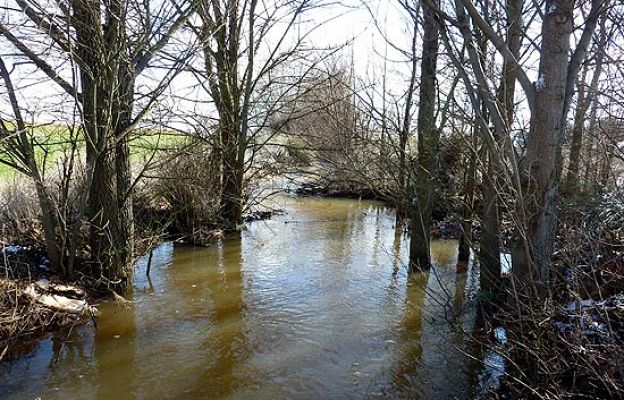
[74,0,131,289]
[89,149,128,285]
[204,0,244,229]
[409,0,439,272]
[522,0,574,283]
[219,124,243,227]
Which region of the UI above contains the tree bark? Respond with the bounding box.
[409,0,440,271]
[522,0,575,283]
[74,0,132,288]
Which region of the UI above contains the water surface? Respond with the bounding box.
[1,197,479,399]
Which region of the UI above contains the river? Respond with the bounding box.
[1,196,482,399]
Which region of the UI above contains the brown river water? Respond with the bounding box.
[1,196,484,399]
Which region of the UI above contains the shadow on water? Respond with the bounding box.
[0,196,485,400]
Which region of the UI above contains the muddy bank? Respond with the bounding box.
[293,182,385,201]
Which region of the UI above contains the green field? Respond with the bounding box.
[0,124,187,179]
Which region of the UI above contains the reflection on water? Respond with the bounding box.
[1,196,480,399]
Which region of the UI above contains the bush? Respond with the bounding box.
[138,142,221,243]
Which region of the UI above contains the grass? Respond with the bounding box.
[0,124,187,179]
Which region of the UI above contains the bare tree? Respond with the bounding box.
[0,57,64,274]
[409,0,440,271]
[0,0,190,289]
[189,0,334,228]
[432,0,609,284]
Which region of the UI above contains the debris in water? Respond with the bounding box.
[23,281,94,315]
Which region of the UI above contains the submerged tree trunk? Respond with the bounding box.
[88,149,127,284]
[409,0,439,271]
[198,0,245,229]
[458,128,477,269]
[220,124,243,226]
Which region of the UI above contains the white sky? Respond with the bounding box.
[0,0,621,133]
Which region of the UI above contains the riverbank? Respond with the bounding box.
[0,271,95,362]
[294,181,384,200]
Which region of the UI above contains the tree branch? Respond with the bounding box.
[0,22,79,100]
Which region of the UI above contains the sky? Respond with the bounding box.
[0,0,620,134]
[0,0,413,124]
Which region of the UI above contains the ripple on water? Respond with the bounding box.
[1,197,480,400]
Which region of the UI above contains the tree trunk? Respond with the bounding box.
[480,0,523,291]
[33,179,64,275]
[522,0,574,283]
[89,148,127,286]
[219,123,243,227]
[583,99,599,191]
[599,148,612,188]
[480,158,502,291]
[74,0,131,289]
[564,72,588,193]
[565,19,605,193]
[409,0,439,271]
[114,52,135,275]
[458,130,477,268]
[201,0,244,229]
